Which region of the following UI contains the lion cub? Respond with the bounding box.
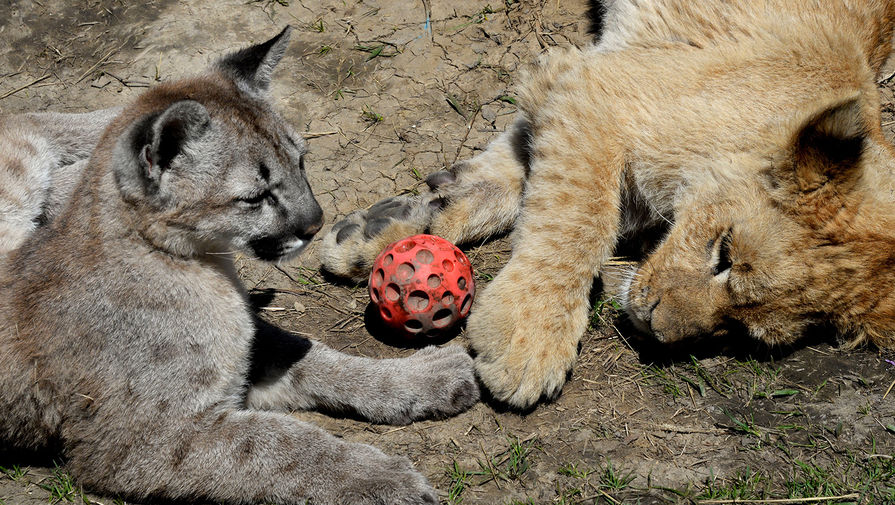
[322,0,895,408]
[0,28,478,505]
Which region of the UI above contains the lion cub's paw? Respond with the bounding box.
[380,345,480,425]
[475,345,575,409]
[466,278,579,409]
[320,195,434,281]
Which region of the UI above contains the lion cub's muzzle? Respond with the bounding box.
[621,269,719,345]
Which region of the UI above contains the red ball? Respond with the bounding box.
[369,234,475,337]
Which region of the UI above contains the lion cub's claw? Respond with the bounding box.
[473,341,576,409]
[466,275,581,409]
[424,169,456,190]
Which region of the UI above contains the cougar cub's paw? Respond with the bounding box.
[335,443,438,505]
[320,195,436,281]
[400,345,480,421]
[372,345,480,425]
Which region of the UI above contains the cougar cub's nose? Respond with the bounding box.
[298,205,325,239]
[304,215,324,237]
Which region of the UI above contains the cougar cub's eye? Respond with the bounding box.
[237,190,271,207]
[712,228,734,277]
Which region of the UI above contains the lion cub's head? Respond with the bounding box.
[623,93,895,349]
[105,27,323,262]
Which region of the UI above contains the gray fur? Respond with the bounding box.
[0,29,478,505]
[425,170,456,190]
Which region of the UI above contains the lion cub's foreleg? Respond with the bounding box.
[470,126,624,408]
[320,118,532,280]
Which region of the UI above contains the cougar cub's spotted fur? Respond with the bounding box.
[0,28,478,505]
[322,0,895,408]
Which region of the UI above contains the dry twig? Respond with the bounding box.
[698,493,860,504]
[302,130,339,139]
[0,74,50,100]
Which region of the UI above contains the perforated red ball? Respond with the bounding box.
[369,234,475,337]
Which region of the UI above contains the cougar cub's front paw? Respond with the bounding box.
[370,345,479,425]
[403,345,480,421]
[334,443,438,505]
[467,271,582,409]
[320,195,434,281]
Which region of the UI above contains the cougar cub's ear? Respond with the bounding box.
[141,100,210,173]
[116,100,210,200]
[215,26,292,91]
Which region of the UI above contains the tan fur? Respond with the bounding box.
[322,0,895,408]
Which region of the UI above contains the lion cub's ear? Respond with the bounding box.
[788,93,867,193]
[117,100,210,199]
[215,26,292,92]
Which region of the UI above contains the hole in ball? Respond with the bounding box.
[385,283,401,301]
[371,287,380,303]
[404,319,423,333]
[460,294,472,316]
[442,259,454,272]
[381,306,392,320]
[407,290,430,312]
[442,292,455,305]
[427,274,441,289]
[455,250,468,265]
[416,248,435,264]
[382,254,393,267]
[432,308,453,328]
[458,277,467,291]
[372,269,384,287]
[394,240,416,253]
[396,262,415,281]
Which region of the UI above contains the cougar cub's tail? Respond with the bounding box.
[0,108,119,253]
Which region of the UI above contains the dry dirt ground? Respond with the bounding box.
[1,1,895,504]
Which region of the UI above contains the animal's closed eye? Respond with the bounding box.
[237,190,271,206]
[712,228,734,277]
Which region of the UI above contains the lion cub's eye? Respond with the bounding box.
[712,228,734,277]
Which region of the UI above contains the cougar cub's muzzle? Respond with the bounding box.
[249,199,324,262]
